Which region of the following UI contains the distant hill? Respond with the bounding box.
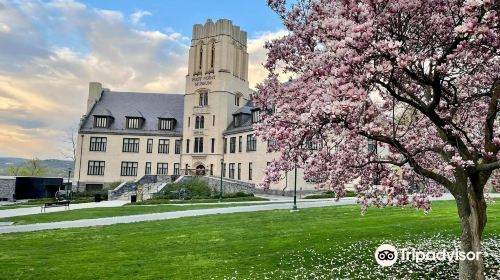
[0,157,74,177]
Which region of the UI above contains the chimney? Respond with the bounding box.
[87,82,103,112]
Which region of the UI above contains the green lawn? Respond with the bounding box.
[0,200,498,279]
[0,202,273,225]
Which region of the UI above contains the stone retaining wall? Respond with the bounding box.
[0,178,15,201]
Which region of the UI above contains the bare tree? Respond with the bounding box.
[59,127,77,165]
[23,158,48,176]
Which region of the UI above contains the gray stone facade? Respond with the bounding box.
[0,178,16,201]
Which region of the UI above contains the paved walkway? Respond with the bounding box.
[0,193,498,234]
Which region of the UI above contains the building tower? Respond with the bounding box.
[181,19,251,176]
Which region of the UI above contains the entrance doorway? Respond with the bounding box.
[195,165,206,176]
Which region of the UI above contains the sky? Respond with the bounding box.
[0,0,286,160]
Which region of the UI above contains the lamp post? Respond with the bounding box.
[292,166,298,211]
[67,167,72,199]
[219,159,224,202]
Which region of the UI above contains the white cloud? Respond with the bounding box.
[0,0,189,159]
[247,30,288,89]
[130,10,152,25]
[0,0,283,159]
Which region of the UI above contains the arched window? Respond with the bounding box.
[194,116,204,129]
[199,91,208,107]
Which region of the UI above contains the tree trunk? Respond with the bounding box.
[456,188,487,280]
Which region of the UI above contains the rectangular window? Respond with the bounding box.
[246,134,257,152]
[235,95,240,106]
[94,116,109,128]
[157,163,168,175]
[175,140,182,154]
[211,138,215,153]
[210,164,214,176]
[87,161,105,175]
[145,162,151,175]
[237,163,241,180]
[126,117,143,129]
[121,162,138,176]
[122,138,140,153]
[159,118,175,130]
[89,137,107,152]
[223,138,227,154]
[158,139,170,154]
[251,109,261,123]
[173,163,180,175]
[229,163,235,179]
[234,115,240,127]
[230,137,236,153]
[185,164,189,175]
[213,115,215,126]
[186,139,190,153]
[147,139,153,153]
[238,136,242,152]
[223,163,227,177]
[194,137,204,153]
[248,162,253,180]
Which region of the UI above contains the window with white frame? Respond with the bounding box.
[90,137,107,152]
[159,118,175,130]
[251,109,261,123]
[126,117,143,129]
[194,137,204,153]
[122,138,139,153]
[158,139,170,154]
[87,161,105,175]
[121,162,138,176]
[157,163,168,175]
[246,134,257,151]
[94,116,110,128]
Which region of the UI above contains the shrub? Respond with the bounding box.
[159,178,212,200]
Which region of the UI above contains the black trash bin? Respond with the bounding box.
[94,193,101,202]
[131,194,137,203]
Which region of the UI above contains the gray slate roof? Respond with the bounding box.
[224,100,256,135]
[80,91,184,136]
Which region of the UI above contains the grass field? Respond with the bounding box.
[0,200,498,279]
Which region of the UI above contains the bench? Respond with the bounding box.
[40,200,70,213]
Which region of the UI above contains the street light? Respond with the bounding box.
[292,166,298,211]
[219,159,224,202]
[67,167,72,199]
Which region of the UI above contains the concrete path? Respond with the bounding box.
[0,193,498,234]
[0,200,128,219]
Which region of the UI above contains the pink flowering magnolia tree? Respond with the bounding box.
[254,0,499,278]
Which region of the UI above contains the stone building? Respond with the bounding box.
[74,19,315,193]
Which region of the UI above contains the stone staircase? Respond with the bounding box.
[108,175,175,201]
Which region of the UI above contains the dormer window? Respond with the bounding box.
[126,117,144,129]
[159,118,176,130]
[94,116,112,128]
[233,115,241,127]
[251,109,261,123]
